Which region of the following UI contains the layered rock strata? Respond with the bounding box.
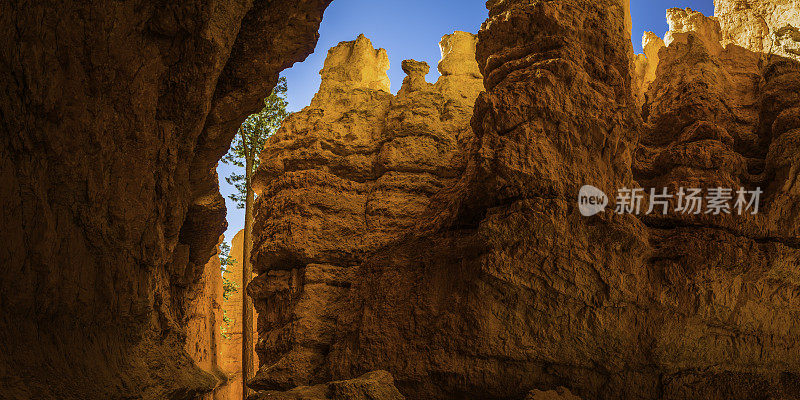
[632,5,800,396]
[251,0,800,399]
[339,1,645,397]
[0,1,330,398]
[248,32,484,392]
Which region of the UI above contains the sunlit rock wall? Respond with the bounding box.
[248,32,484,392]
[342,1,644,397]
[634,31,666,105]
[715,0,800,60]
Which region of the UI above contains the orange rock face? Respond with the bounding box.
[249,1,800,399]
[252,370,405,400]
[185,239,227,399]
[715,0,800,59]
[248,32,483,392]
[4,0,800,399]
[0,1,330,399]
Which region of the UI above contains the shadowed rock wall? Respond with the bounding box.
[0,1,330,398]
[185,239,227,400]
[632,5,800,398]
[250,1,800,399]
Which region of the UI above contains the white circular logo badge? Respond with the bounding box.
[578,185,608,217]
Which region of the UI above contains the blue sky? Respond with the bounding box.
[630,0,714,50]
[217,0,715,245]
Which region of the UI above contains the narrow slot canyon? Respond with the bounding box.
[2,1,800,399]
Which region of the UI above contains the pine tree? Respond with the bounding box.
[221,76,289,398]
[219,241,238,301]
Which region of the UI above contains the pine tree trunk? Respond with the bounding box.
[242,150,255,399]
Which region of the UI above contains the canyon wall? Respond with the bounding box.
[185,239,227,400]
[715,0,800,59]
[0,0,330,399]
[250,0,800,399]
[248,32,483,393]
[2,0,799,398]
[217,229,259,399]
[632,3,800,398]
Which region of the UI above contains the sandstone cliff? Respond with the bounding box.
[249,1,800,399]
[185,238,227,399]
[0,1,330,399]
[248,32,484,393]
[4,0,800,398]
[715,0,800,59]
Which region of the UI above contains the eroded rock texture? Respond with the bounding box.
[251,370,405,400]
[715,0,800,59]
[185,238,227,400]
[634,31,666,105]
[248,32,483,392]
[632,5,800,397]
[251,0,800,399]
[342,1,644,397]
[525,387,583,400]
[0,0,329,399]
